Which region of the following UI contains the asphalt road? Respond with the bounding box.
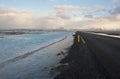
[80,32,120,78]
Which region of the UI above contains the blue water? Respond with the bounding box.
[0,32,71,63]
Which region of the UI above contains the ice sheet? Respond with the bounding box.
[0,31,73,79]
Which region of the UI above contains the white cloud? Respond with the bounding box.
[0,6,66,29]
[72,14,120,30]
[0,6,34,29]
[48,0,55,2]
[56,11,70,19]
[54,5,93,12]
[54,5,106,19]
[54,5,74,10]
[0,5,120,31]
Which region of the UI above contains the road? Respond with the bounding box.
[54,31,120,79]
[80,32,120,78]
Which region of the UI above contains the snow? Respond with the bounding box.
[89,32,120,39]
[0,32,71,63]
[0,31,73,79]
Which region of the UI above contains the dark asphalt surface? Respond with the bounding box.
[54,31,120,79]
[80,32,120,78]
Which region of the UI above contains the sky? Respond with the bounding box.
[0,0,120,30]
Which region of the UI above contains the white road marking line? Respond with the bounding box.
[81,37,86,44]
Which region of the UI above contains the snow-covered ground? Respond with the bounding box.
[0,32,73,79]
[89,32,120,38]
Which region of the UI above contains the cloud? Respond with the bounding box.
[54,5,106,19]
[112,0,120,3]
[56,10,70,19]
[48,0,55,2]
[84,14,94,18]
[35,14,66,29]
[85,14,120,30]
[54,5,93,12]
[0,6,34,29]
[54,5,74,11]
[54,5,74,19]
[0,5,120,31]
[0,6,66,29]
[110,6,120,15]
[54,5,88,19]
[65,15,120,30]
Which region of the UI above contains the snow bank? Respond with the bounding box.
[89,32,120,39]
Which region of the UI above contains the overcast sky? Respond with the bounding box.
[0,0,120,30]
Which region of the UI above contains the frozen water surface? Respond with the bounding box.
[0,31,73,79]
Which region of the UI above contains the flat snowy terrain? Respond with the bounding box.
[89,32,120,38]
[0,32,73,79]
